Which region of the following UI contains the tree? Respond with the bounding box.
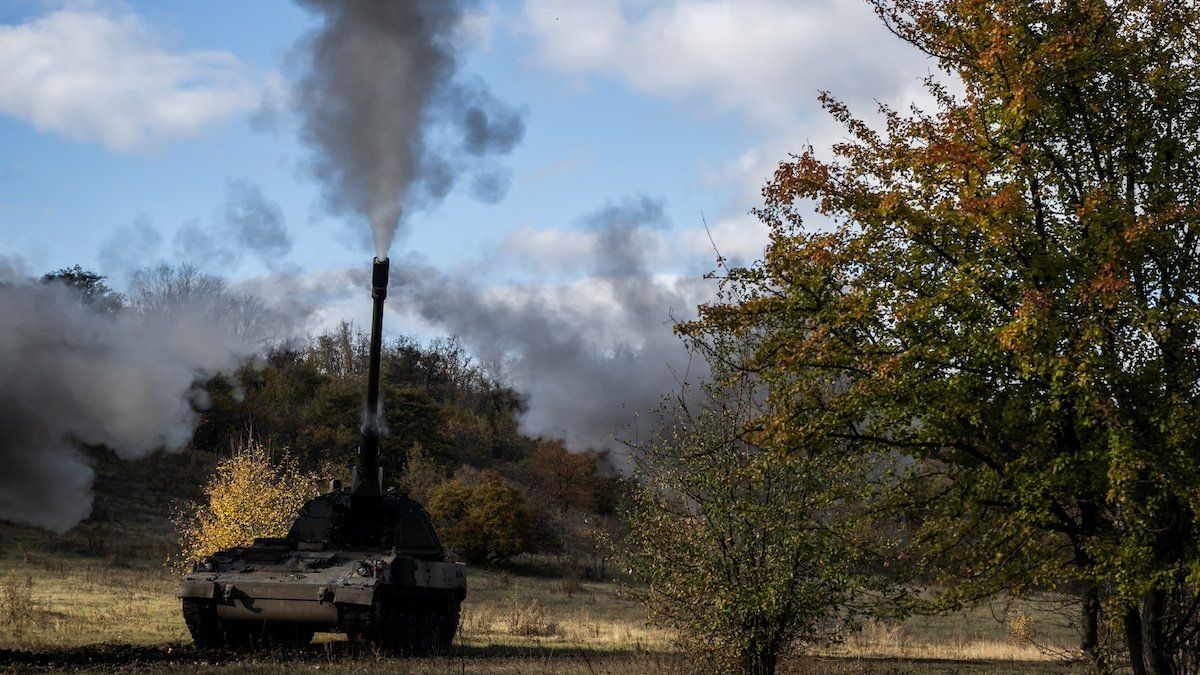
[41,265,123,313]
[173,439,318,569]
[622,333,884,675]
[527,439,602,512]
[380,385,453,467]
[129,264,271,341]
[692,1,1200,671]
[427,472,540,565]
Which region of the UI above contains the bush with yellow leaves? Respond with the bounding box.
[172,440,319,570]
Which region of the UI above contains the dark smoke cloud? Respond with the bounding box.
[469,169,512,204]
[390,196,711,457]
[451,82,526,156]
[293,0,525,257]
[0,261,261,532]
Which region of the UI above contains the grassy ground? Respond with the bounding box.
[0,450,1084,672]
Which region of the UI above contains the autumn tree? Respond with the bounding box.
[173,440,319,569]
[692,1,1200,672]
[528,439,603,512]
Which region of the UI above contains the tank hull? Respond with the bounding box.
[178,540,466,652]
[179,558,465,628]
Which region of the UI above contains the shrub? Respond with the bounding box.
[396,442,445,504]
[427,472,538,565]
[1007,609,1034,645]
[0,575,35,635]
[173,439,319,569]
[559,563,585,597]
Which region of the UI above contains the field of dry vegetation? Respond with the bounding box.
[0,451,1083,673]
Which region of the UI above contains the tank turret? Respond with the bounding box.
[177,257,467,655]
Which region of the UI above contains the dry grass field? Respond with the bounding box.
[0,545,1084,673]
[0,451,1084,673]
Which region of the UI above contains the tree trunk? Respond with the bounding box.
[1080,582,1106,673]
[1126,606,1147,675]
[1075,504,1107,674]
[1142,590,1174,675]
[742,647,777,675]
[742,637,778,675]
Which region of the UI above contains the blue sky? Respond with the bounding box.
[0,0,935,448]
[0,0,932,283]
[0,1,760,282]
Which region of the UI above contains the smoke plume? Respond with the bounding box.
[391,196,712,457]
[235,196,717,462]
[220,178,292,262]
[293,0,525,257]
[172,178,292,272]
[98,214,162,275]
[0,262,260,531]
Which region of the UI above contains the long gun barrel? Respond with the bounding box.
[352,257,389,498]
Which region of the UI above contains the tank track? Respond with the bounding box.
[182,599,313,652]
[181,598,224,650]
[372,600,461,656]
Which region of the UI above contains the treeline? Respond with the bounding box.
[192,323,621,573]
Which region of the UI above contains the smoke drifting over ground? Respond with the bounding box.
[293,0,525,256]
[0,263,260,531]
[391,197,712,456]
[178,195,718,464]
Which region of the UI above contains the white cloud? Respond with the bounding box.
[499,225,597,270]
[679,212,770,265]
[498,222,676,274]
[523,0,931,130]
[522,0,943,249]
[0,3,261,152]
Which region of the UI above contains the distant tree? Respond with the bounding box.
[527,439,602,512]
[380,385,454,468]
[427,472,540,565]
[309,321,366,380]
[692,1,1200,671]
[396,443,446,504]
[41,265,123,313]
[129,264,271,341]
[129,264,227,314]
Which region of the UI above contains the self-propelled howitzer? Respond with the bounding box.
[178,257,466,654]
